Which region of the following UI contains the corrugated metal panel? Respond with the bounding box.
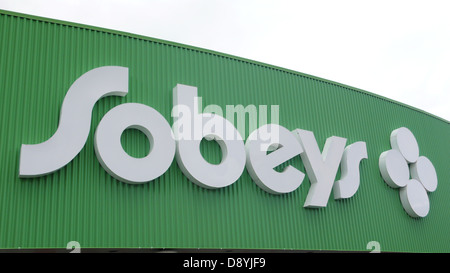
[0,10,449,252]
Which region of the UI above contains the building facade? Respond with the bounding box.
[0,10,449,252]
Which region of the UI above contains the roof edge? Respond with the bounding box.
[1,8,448,124]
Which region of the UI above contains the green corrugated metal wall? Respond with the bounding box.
[0,10,449,252]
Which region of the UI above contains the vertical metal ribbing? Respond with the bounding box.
[0,11,449,252]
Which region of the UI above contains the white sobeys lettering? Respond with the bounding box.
[245,124,305,195]
[94,103,176,184]
[19,66,368,208]
[333,142,368,199]
[293,129,347,208]
[19,66,129,177]
[172,84,246,189]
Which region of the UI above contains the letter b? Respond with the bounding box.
[172,84,246,189]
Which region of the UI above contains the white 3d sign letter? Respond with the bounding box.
[333,142,368,199]
[172,84,246,189]
[19,66,128,177]
[293,129,347,208]
[18,66,374,212]
[246,124,305,194]
[94,103,175,184]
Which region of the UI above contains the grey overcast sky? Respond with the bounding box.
[1,0,449,121]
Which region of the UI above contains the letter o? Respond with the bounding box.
[94,103,175,184]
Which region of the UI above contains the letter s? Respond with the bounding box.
[19,66,128,177]
[333,141,368,199]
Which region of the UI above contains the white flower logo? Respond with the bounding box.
[379,127,438,218]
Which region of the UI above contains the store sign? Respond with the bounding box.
[379,127,438,217]
[19,66,437,217]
